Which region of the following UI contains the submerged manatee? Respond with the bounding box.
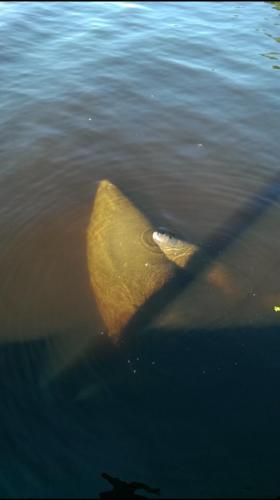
[87,180,196,339]
[87,180,237,340]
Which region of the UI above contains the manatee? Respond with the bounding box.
[87,180,237,340]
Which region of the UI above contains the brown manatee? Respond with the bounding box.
[87,180,238,340]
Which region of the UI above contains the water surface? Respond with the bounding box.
[0,2,280,498]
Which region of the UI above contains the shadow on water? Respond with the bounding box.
[0,172,280,497]
[1,322,280,497]
[99,472,160,499]
[123,170,280,341]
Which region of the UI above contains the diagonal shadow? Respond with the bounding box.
[123,170,280,341]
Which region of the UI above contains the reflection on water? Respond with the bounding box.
[0,1,280,498]
[268,1,280,11]
[261,8,280,69]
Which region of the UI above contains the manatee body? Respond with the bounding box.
[87,180,219,340]
[87,180,200,339]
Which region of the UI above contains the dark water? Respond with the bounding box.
[0,1,280,497]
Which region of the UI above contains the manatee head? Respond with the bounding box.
[152,230,197,268]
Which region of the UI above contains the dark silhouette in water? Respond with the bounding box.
[99,473,160,498]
